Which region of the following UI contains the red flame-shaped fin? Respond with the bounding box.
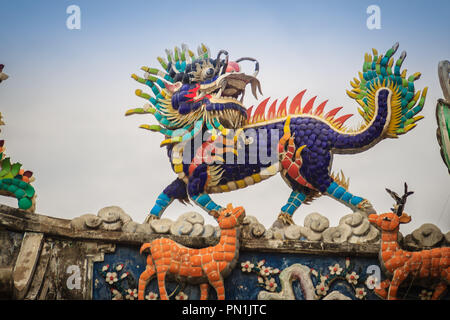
[314,100,328,116]
[252,97,270,123]
[288,90,306,115]
[246,106,254,121]
[334,114,353,128]
[324,107,343,119]
[302,96,317,114]
[267,99,278,120]
[276,97,288,118]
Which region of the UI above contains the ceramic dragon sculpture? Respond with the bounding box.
[126,43,427,226]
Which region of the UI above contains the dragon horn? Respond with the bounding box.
[235,57,260,77]
[214,50,229,76]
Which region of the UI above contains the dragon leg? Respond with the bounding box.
[144,178,188,223]
[145,192,173,223]
[325,180,375,214]
[275,190,308,226]
[274,117,316,226]
[190,193,223,219]
[187,163,224,219]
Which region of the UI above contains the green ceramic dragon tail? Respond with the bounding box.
[436,60,450,173]
[0,113,36,212]
[346,42,427,141]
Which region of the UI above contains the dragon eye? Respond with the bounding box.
[202,67,214,79]
[382,217,391,221]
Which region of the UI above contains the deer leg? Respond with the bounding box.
[388,269,408,300]
[199,283,209,300]
[442,266,450,282]
[431,267,450,299]
[156,269,169,300]
[209,278,225,300]
[373,279,391,299]
[432,281,447,300]
[205,263,225,300]
[138,264,156,300]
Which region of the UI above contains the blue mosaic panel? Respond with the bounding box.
[92,245,450,300]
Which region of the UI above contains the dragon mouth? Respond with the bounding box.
[200,72,262,107]
[209,109,246,129]
[200,73,262,128]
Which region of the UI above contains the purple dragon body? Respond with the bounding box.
[125,43,427,226]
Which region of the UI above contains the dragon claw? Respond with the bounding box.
[271,213,296,228]
[144,214,160,224]
[209,209,221,220]
[356,199,376,215]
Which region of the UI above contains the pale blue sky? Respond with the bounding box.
[0,0,449,234]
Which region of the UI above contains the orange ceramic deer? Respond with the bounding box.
[138,203,245,300]
[369,183,450,300]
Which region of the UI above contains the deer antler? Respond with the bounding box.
[385,182,414,216]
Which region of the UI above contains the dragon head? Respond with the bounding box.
[126,44,262,146]
[168,53,261,129]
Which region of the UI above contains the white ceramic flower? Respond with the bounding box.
[265,278,278,292]
[145,292,159,300]
[257,276,264,284]
[120,272,129,280]
[102,264,109,272]
[241,261,254,272]
[271,268,280,274]
[315,282,329,296]
[346,272,359,285]
[105,272,118,285]
[175,291,188,300]
[126,288,138,300]
[355,287,366,299]
[259,266,272,277]
[365,275,379,290]
[311,268,319,277]
[419,290,433,300]
[257,260,266,268]
[328,264,343,275]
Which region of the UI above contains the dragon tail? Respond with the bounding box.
[333,43,427,153]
